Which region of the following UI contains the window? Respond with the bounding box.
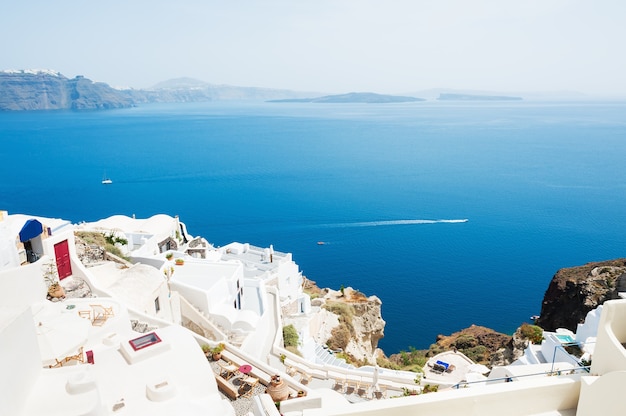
[129,332,162,351]
[154,296,160,313]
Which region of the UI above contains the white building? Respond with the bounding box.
[0,212,234,416]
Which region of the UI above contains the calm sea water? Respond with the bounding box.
[2,100,626,352]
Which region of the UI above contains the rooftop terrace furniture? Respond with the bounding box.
[64,346,85,364]
[48,358,64,368]
[214,373,239,400]
[90,304,113,326]
[332,378,345,392]
[357,383,369,397]
[299,372,312,385]
[240,375,260,398]
[218,361,239,380]
[78,310,91,320]
[373,386,387,399]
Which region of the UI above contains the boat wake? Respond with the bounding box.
[321,219,468,228]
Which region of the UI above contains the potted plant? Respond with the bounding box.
[165,252,174,261]
[175,258,185,266]
[43,260,65,298]
[211,343,225,361]
[201,344,211,358]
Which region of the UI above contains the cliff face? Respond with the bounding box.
[536,259,626,332]
[0,70,134,110]
[0,71,319,110]
[309,286,385,364]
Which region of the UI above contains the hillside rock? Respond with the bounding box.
[427,324,511,365]
[0,70,134,110]
[310,286,385,364]
[490,326,531,367]
[535,259,626,332]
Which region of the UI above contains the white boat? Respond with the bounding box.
[102,172,112,184]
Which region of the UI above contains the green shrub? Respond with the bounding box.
[519,323,544,344]
[283,324,299,347]
[463,345,488,363]
[454,335,477,349]
[104,232,128,246]
[376,357,401,370]
[422,384,439,393]
[327,323,352,350]
[323,301,353,325]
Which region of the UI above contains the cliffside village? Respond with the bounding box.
[2,210,626,416]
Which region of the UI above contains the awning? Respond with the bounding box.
[19,219,43,242]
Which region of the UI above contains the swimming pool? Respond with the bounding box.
[555,334,576,344]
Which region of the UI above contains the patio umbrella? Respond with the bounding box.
[239,364,253,375]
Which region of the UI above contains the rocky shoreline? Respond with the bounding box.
[308,258,626,371]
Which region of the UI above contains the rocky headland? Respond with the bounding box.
[304,281,385,365]
[536,258,626,332]
[0,70,135,110]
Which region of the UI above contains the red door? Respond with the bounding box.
[54,240,72,280]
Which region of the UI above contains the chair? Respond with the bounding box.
[299,372,312,385]
[286,366,298,377]
[373,386,386,399]
[357,383,368,397]
[239,375,259,398]
[332,378,345,392]
[48,358,64,368]
[65,346,85,364]
[345,381,356,395]
[218,361,239,380]
[78,310,91,320]
[90,304,110,326]
[102,305,115,318]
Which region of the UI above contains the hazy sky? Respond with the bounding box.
[3,0,625,95]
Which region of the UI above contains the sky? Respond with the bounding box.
[2,0,626,96]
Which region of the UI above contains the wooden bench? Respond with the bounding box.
[215,374,239,400]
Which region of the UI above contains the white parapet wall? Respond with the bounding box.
[588,299,626,376]
[302,375,580,416]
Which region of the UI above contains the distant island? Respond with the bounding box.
[437,93,522,101]
[268,92,424,104]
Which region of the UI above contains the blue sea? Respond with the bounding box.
[2,100,626,353]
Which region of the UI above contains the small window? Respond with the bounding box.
[129,332,162,351]
[154,296,160,313]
